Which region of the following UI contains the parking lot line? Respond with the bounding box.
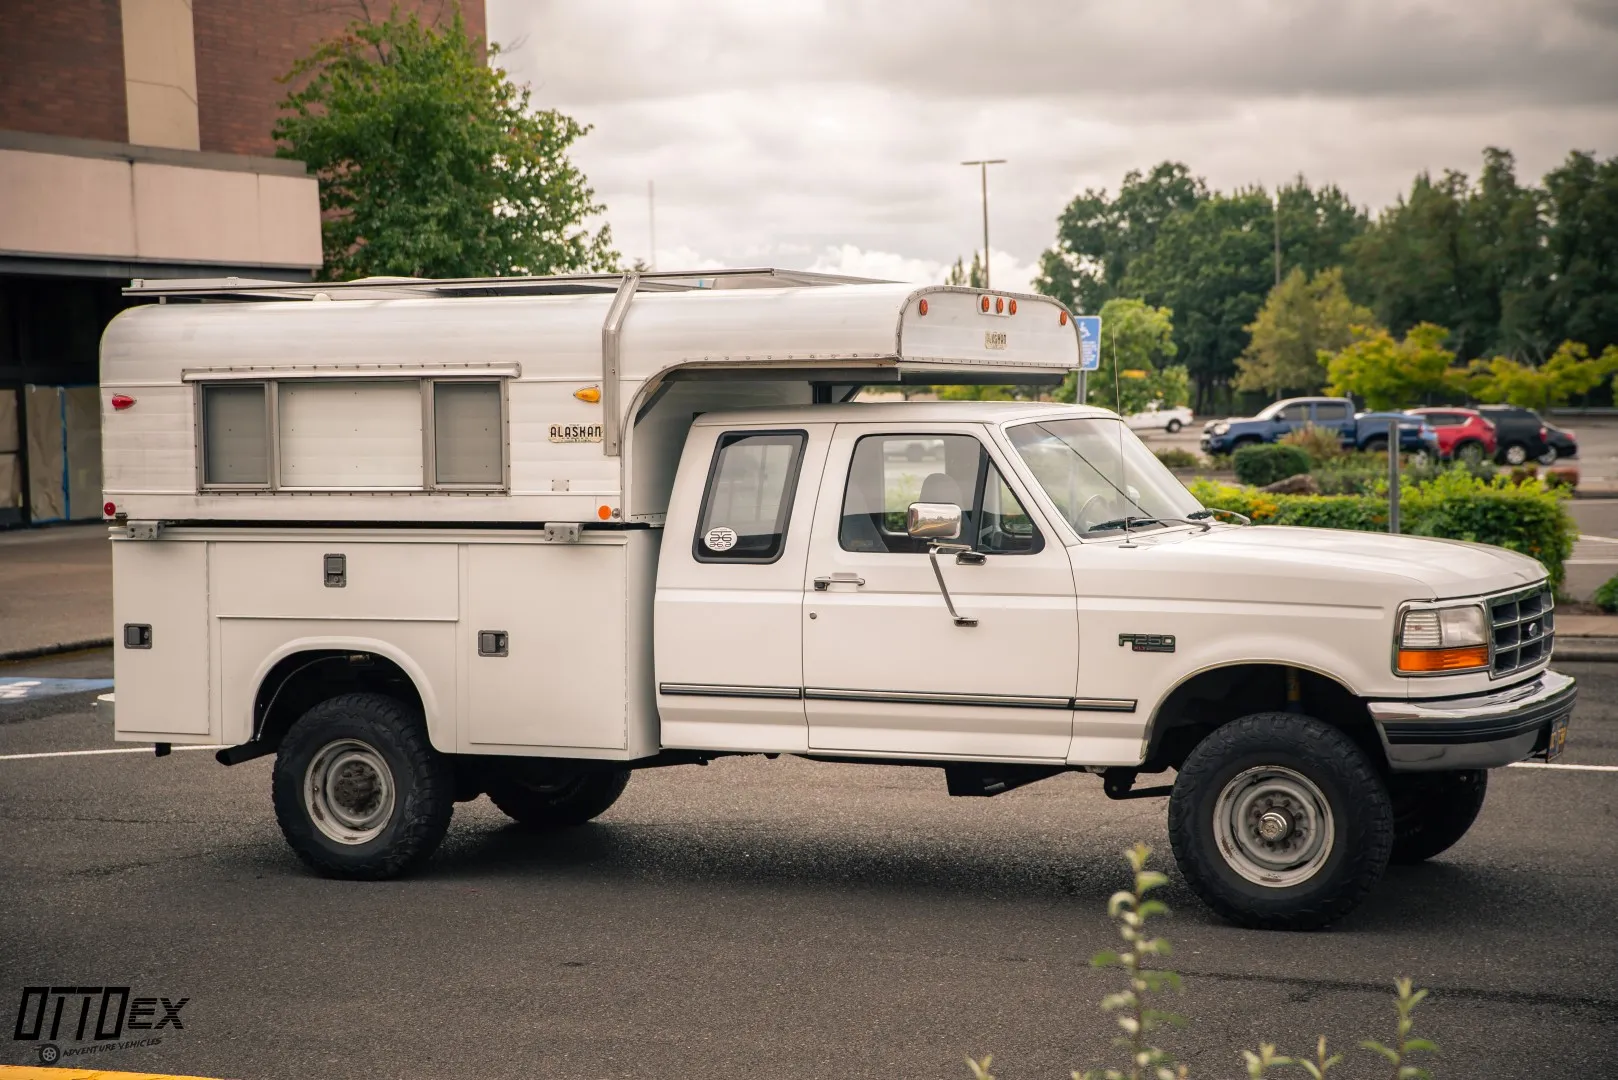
[1507,761,1618,772]
[0,746,223,763]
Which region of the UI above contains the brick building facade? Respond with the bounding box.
[0,0,485,525]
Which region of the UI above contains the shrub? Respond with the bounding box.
[1279,423,1346,463]
[1596,574,1618,613]
[1188,470,1577,590]
[1154,447,1202,469]
[1232,443,1312,487]
[1311,456,1390,495]
[969,845,1438,1080]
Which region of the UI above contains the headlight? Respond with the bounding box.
[1396,604,1489,674]
[1212,422,1230,435]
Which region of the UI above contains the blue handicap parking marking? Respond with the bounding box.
[0,677,115,701]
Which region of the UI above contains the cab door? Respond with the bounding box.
[653,422,830,753]
[801,424,1078,760]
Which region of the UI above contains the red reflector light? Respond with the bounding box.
[994,297,1004,313]
[980,296,990,313]
[918,298,928,316]
[111,394,135,410]
[1059,311,1069,326]
[103,501,116,518]
[1008,299,1017,315]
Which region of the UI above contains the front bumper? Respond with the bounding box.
[1366,670,1575,771]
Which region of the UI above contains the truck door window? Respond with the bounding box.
[693,431,806,563]
[1279,404,1310,422]
[839,434,1040,555]
[1313,402,1349,422]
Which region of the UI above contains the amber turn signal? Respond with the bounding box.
[1396,646,1489,673]
[574,386,602,403]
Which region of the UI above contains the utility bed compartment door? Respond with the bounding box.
[113,539,212,739]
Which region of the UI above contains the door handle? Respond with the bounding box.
[813,573,865,591]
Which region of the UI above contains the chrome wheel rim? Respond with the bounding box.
[1213,766,1335,888]
[1504,445,1527,465]
[304,738,395,845]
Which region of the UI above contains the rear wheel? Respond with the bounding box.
[1536,447,1559,466]
[1362,435,1389,455]
[1388,770,1488,864]
[1454,440,1486,466]
[1166,418,1183,434]
[1168,713,1393,931]
[272,692,454,880]
[485,765,632,828]
[1501,442,1529,466]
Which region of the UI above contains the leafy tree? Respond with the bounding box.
[1324,323,1458,410]
[1236,267,1376,396]
[944,253,986,288]
[1053,297,1187,415]
[1457,341,1618,411]
[274,7,617,280]
[1035,162,1207,316]
[1541,151,1618,358]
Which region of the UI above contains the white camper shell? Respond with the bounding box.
[100,269,1576,931]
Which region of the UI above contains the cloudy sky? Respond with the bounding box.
[487,0,1618,293]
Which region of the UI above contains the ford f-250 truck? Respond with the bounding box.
[1202,396,1439,457]
[98,270,1575,930]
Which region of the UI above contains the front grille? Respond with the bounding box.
[1489,584,1555,677]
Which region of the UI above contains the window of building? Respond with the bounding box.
[839,434,1041,555]
[197,377,507,492]
[693,431,806,562]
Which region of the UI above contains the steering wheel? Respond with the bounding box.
[1076,493,1109,533]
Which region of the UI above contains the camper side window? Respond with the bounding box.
[200,383,270,486]
[693,431,806,563]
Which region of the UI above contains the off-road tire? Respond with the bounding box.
[1168,712,1394,931]
[1388,769,1487,864]
[272,692,454,880]
[486,767,632,829]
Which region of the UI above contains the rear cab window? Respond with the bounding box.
[692,430,807,562]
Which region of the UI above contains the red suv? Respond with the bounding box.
[1405,408,1497,464]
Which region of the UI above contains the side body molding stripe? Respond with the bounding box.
[657,684,1136,713]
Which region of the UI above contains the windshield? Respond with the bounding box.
[1007,418,1204,537]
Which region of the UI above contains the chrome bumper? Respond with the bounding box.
[1366,670,1575,772]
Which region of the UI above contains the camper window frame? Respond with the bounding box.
[193,375,510,495]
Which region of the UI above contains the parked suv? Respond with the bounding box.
[1406,408,1497,464]
[1475,406,1553,466]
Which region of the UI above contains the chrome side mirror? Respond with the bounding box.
[906,501,962,540]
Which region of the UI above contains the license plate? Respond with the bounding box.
[1544,714,1570,762]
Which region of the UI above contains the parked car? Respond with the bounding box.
[1475,405,1554,466]
[1202,396,1437,456]
[1125,402,1194,434]
[1543,421,1579,462]
[1405,408,1497,465]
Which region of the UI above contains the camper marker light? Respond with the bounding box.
[574,386,601,403]
[598,505,612,520]
[111,394,136,410]
[980,296,991,313]
[1008,299,1018,315]
[103,501,116,518]
[1059,310,1069,326]
[918,298,928,316]
[995,297,1005,314]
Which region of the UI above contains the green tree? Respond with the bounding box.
[1542,151,1618,358]
[274,7,616,280]
[1324,323,1458,409]
[1236,267,1376,396]
[1458,341,1618,411]
[944,252,986,288]
[1035,162,1207,316]
[1053,297,1187,415]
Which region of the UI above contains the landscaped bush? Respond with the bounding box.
[1232,443,1312,487]
[1154,447,1202,469]
[1310,455,1392,495]
[1596,574,1618,613]
[1188,468,1578,590]
[1279,423,1346,463]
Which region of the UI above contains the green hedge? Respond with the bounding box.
[1188,468,1577,591]
[1232,443,1312,487]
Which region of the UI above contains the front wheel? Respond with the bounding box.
[1454,440,1486,466]
[1501,442,1529,466]
[272,692,454,880]
[1166,418,1183,434]
[1536,447,1559,466]
[485,765,631,828]
[1168,713,1393,931]
[1388,770,1487,864]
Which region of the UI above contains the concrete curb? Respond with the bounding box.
[1553,638,1618,663]
[0,639,113,663]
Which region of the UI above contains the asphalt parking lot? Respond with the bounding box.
[1,651,1615,1080]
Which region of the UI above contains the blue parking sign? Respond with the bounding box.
[1076,315,1101,371]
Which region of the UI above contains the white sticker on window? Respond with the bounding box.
[703,526,738,552]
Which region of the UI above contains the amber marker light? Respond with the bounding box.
[574,386,601,403]
[980,296,991,313]
[598,505,612,520]
[1396,646,1490,673]
[1059,311,1069,326]
[918,298,928,316]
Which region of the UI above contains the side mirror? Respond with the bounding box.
[906,501,962,540]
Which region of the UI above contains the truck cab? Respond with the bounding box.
[99,271,1575,931]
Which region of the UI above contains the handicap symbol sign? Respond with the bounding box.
[1076,315,1102,371]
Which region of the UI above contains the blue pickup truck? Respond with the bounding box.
[1201,396,1439,456]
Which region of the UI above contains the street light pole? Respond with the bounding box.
[961,159,1006,291]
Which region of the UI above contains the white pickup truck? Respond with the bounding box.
[100,270,1574,930]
